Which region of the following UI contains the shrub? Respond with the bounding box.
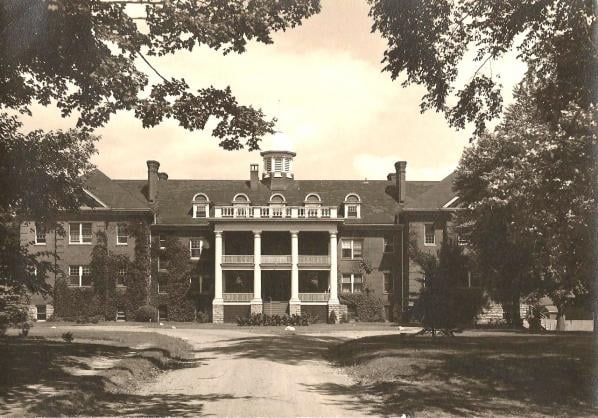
[135,305,158,322]
[236,313,312,327]
[328,310,337,324]
[62,332,74,343]
[339,294,384,322]
[19,322,32,337]
[196,311,211,323]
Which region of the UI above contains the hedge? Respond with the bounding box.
[339,293,385,322]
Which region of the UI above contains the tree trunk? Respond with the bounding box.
[510,283,522,328]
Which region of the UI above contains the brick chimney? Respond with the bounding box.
[395,161,407,204]
[147,160,160,203]
[250,163,259,190]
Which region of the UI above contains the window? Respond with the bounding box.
[344,193,361,219]
[157,274,168,294]
[198,273,213,294]
[383,237,394,253]
[341,239,363,259]
[284,158,290,172]
[34,223,46,245]
[69,223,92,244]
[269,193,286,205]
[158,235,166,250]
[158,305,168,321]
[274,157,283,171]
[192,193,209,218]
[383,272,392,294]
[341,273,363,293]
[158,254,169,271]
[190,238,203,259]
[232,193,250,205]
[457,235,469,246]
[36,305,47,321]
[116,223,129,245]
[265,158,272,172]
[117,267,127,286]
[424,223,435,246]
[68,265,91,287]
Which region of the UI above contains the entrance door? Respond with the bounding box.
[262,271,291,315]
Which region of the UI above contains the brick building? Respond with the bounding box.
[22,150,462,323]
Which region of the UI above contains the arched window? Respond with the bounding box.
[232,193,250,206]
[192,193,210,218]
[304,193,322,207]
[269,193,286,206]
[343,193,361,219]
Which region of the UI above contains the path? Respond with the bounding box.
[136,327,387,416]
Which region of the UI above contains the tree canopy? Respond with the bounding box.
[0,0,321,150]
[369,0,597,135]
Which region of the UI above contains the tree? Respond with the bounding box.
[368,0,597,135]
[409,238,482,335]
[0,0,321,150]
[454,80,597,324]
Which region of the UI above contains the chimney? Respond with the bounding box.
[250,163,259,190]
[395,161,407,204]
[147,160,160,203]
[158,172,168,181]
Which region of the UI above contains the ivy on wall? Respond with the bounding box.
[53,221,152,321]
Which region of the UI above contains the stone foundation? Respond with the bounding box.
[212,303,224,324]
[289,303,301,316]
[250,302,263,315]
[327,303,343,323]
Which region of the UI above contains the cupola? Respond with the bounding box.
[260,150,296,190]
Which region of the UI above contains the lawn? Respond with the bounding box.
[0,328,197,416]
[326,331,597,417]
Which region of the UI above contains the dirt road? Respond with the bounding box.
[137,328,384,416]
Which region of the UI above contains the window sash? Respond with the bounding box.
[117,267,127,286]
[69,223,92,244]
[190,239,203,258]
[35,223,46,244]
[69,265,91,286]
[116,223,129,245]
[157,275,168,293]
[346,204,358,217]
[193,204,208,218]
[36,305,47,320]
[424,224,435,245]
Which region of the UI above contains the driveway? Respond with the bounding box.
[132,327,392,416]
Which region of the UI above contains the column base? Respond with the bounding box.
[250,300,263,315]
[212,300,224,324]
[289,303,301,316]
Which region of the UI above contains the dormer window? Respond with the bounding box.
[232,193,250,206]
[344,193,361,219]
[304,193,322,207]
[192,193,209,218]
[269,193,286,206]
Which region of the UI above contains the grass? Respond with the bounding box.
[0,328,198,416]
[324,330,597,417]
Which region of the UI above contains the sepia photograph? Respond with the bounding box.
[0,0,596,416]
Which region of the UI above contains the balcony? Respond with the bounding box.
[223,293,253,302]
[222,255,254,264]
[298,255,330,267]
[299,293,329,302]
[261,255,292,265]
[214,206,338,219]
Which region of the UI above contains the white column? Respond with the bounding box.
[329,231,339,304]
[214,231,223,303]
[290,230,300,303]
[252,230,262,303]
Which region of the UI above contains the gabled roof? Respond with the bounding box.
[83,170,149,210]
[406,172,457,210]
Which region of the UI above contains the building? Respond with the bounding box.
[21,150,461,323]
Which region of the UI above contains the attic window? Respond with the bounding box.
[232,193,250,206]
[344,193,361,219]
[192,193,209,218]
[269,193,286,206]
[304,193,322,207]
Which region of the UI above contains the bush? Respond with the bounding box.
[328,310,337,324]
[339,294,385,322]
[236,313,312,327]
[196,311,211,323]
[62,332,74,343]
[135,305,158,322]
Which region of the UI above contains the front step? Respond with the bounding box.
[262,302,289,316]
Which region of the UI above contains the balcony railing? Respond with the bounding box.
[299,293,329,302]
[222,255,254,264]
[261,255,292,264]
[298,255,331,265]
[214,206,338,219]
[223,293,253,302]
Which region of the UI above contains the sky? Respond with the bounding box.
[20,0,526,182]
